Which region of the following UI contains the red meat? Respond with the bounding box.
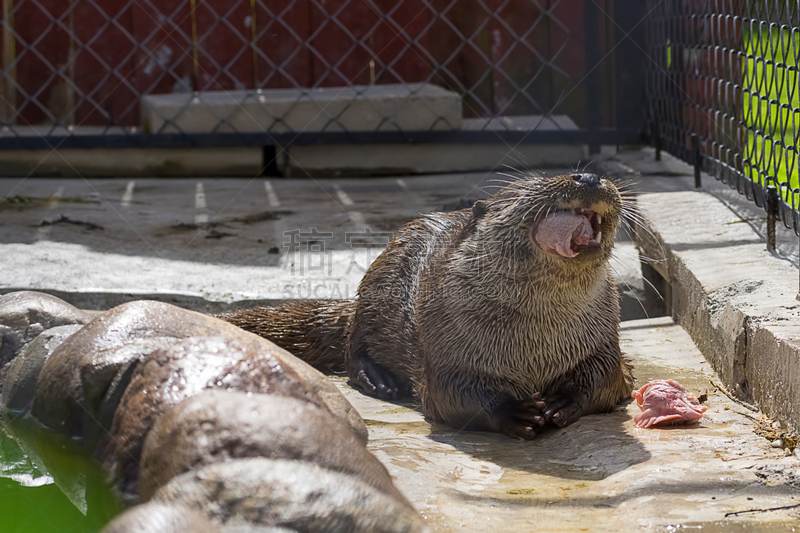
[631,379,707,428]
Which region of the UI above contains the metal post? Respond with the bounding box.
[1,0,16,125]
[654,117,661,161]
[614,0,647,150]
[190,0,200,90]
[691,134,701,188]
[766,184,778,253]
[584,1,601,155]
[281,146,292,178]
[250,0,259,88]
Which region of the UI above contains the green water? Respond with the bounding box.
[0,415,121,532]
[0,478,102,532]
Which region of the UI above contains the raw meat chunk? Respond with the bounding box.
[631,379,707,428]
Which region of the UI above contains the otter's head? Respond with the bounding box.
[470,173,623,271]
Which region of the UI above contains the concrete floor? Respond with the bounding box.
[2,163,799,531]
[0,168,646,314]
[0,173,496,310]
[336,317,800,532]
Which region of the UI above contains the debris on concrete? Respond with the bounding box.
[40,215,104,231]
[755,417,799,452]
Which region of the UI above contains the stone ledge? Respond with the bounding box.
[141,84,462,135]
[635,189,800,428]
[280,142,586,177]
[0,147,262,177]
[279,114,586,176]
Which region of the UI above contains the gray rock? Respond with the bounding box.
[80,338,176,424]
[2,324,84,413]
[108,337,328,501]
[0,291,90,377]
[81,339,178,452]
[139,391,407,503]
[153,458,429,533]
[31,300,365,442]
[222,526,296,533]
[101,502,219,533]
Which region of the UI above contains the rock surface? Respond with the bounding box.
[138,390,406,502]
[30,300,365,441]
[154,458,429,533]
[1,295,422,531]
[101,502,220,533]
[80,338,175,416]
[108,337,328,500]
[0,291,90,379]
[2,324,83,412]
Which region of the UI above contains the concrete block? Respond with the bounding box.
[635,188,800,429]
[141,84,462,135]
[748,324,800,426]
[279,115,586,176]
[0,147,262,177]
[280,143,586,177]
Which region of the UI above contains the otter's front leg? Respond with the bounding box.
[536,344,634,428]
[419,374,548,440]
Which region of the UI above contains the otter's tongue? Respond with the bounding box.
[534,211,593,258]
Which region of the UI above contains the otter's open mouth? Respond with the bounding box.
[532,208,603,258]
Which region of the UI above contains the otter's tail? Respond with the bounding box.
[219,300,354,371]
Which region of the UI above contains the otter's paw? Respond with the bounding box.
[496,397,547,440]
[350,357,409,400]
[532,392,586,428]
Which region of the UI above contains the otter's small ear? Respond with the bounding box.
[472,200,488,219]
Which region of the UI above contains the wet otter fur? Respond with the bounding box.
[222,173,634,439]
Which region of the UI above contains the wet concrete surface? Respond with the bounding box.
[3,160,796,531]
[0,169,649,318]
[0,173,504,310]
[333,317,800,532]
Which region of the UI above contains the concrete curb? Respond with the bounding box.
[0,288,282,315]
[0,147,263,177]
[633,187,800,429]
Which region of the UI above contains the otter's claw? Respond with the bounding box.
[500,423,538,441]
[497,396,547,440]
[350,357,409,400]
[535,391,586,428]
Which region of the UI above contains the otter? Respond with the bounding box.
[222,173,634,440]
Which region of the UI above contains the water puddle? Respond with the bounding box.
[0,413,121,532]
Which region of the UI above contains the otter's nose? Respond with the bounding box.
[571,173,601,188]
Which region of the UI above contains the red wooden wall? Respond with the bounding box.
[1,0,592,127]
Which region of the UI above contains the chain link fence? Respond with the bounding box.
[646,0,799,239]
[0,0,645,150]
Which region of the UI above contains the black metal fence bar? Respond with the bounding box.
[0,0,645,151]
[0,128,643,150]
[645,0,800,236]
